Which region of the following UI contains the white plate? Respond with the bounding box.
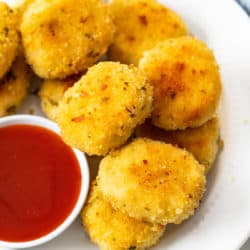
[2,0,250,249]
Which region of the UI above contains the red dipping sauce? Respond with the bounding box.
[0,125,82,242]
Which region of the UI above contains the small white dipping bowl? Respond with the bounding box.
[0,115,90,249]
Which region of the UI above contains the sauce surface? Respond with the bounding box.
[0,124,82,242]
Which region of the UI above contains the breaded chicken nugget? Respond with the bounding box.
[109,0,187,65]
[14,0,34,20]
[21,0,114,79]
[139,37,222,130]
[98,138,206,225]
[57,62,153,156]
[135,118,221,173]
[82,182,165,250]
[0,2,19,79]
[14,0,34,11]
[39,76,79,121]
[0,55,30,117]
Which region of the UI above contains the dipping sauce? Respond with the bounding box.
[0,125,82,242]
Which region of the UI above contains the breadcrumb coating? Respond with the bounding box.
[0,55,30,117]
[21,0,114,79]
[139,36,222,130]
[135,118,221,173]
[109,0,187,65]
[0,2,19,79]
[39,76,79,121]
[57,62,153,156]
[98,138,206,225]
[82,182,165,250]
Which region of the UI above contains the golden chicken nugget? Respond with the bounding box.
[109,0,187,65]
[57,62,153,156]
[21,0,114,79]
[139,36,222,130]
[14,0,34,11]
[98,138,206,225]
[14,0,34,21]
[0,2,19,79]
[0,55,30,117]
[82,182,165,250]
[135,118,221,173]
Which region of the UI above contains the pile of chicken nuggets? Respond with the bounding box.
[0,0,223,249]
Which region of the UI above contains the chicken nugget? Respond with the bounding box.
[82,182,165,250]
[57,62,153,156]
[109,0,187,65]
[39,76,79,121]
[135,118,221,173]
[14,0,34,12]
[14,0,34,21]
[0,2,19,79]
[139,36,222,130]
[20,0,114,79]
[97,138,206,225]
[0,55,30,117]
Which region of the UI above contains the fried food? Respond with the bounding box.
[14,0,34,11]
[97,138,206,225]
[139,36,222,130]
[136,118,221,173]
[39,77,79,121]
[14,0,34,21]
[0,55,30,117]
[0,2,19,79]
[20,0,114,79]
[108,0,187,65]
[82,182,165,250]
[57,62,153,156]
